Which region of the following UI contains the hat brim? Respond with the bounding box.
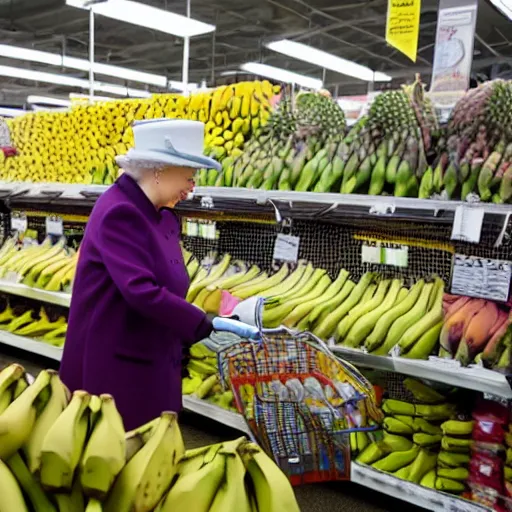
[115,149,221,171]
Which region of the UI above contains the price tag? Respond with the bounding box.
[45,216,63,236]
[10,213,27,233]
[384,246,408,267]
[390,344,401,358]
[361,242,408,267]
[451,254,511,302]
[273,233,300,263]
[361,244,381,264]
[451,205,484,243]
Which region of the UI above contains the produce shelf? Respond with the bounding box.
[0,330,62,361]
[351,463,492,512]
[182,395,251,435]
[332,346,512,399]
[0,280,71,307]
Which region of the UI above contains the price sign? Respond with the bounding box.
[361,242,408,267]
[451,206,484,243]
[273,233,300,263]
[451,254,511,302]
[10,212,27,234]
[45,216,64,237]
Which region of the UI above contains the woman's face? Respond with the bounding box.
[156,165,196,206]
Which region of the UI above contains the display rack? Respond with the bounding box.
[351,463,492,512]
[0,185,510,512]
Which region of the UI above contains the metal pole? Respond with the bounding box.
[89,7,95,100]
[182,0,191,95]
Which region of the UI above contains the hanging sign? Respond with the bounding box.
[430,0,478,109]
[385,0,422,62]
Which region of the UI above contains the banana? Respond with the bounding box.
[314,272,375,340]
[263,263,314,304]
[240,442,300,512]
[85,498,103,511]
[438,452,470,468]
[403,378,446,404]
[401,321,443,360]
[413,433,442,447]
[23,370,68,473]
[104,412,185,512]
[398,278,444,354]
[156,443,225,511]
[207,265,260,292]
[441,437,473,453]
[376,281,434,356]
[0,459,29,512]
[372,445,419,472]
[229,272,269,294]
[420,469,437,489]
[209,439,251,512]
[440,420,474,437]
[365,280,425,353]
[356,441,391,465]
[263,272,331,328]
[408,449,438,484]
[337,278,390,343]
[80,394,126,499]
[258,261,309,299]
[437,467,469,481]
[0,369,51,460]
[5,452,56,511]
[39,390,91,491]
[53,477,85,512]
[383,417,413,435]
[233,264,289,300]
[304,280,355,329]
[342,279,402,347]
[0,364,25,414]
[186,254,232,302]
[283,269,349,328]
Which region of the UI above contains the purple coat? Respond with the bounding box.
[59,174,212,430]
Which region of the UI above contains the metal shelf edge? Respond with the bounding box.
[0,281,71,307]
[351,463,492,512]
[0,331,62,361]
[333,346,512,398]
[182,395,251,434]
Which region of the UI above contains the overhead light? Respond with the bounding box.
[0,107,26,117]
[66,0,216,37]
[267,40,392,82]
[489,0,512,19]
[0,44,166,87]
[0,64,151,97]
[240,63,322,89]
[27,95,71,107]
[70,93,117,102]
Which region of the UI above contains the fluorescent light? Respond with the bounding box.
[66,0,216,37]
[70,93,117,102]
[0,64,151,97]
[27,95,71,107]
[489,0,512,19]
[0,44,166,87]
[0,107,26,117]
[241,63,322,89]
[267,40,392,82]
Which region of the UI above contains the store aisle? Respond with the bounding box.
[0,346,422,512]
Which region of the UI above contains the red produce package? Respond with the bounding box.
[473,399,509,444]
[469,450,504,494]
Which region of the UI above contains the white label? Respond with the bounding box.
[361,244,381,264]
[10,214,27,233]
[451,254,511,302]
[45,216,63,236]
[390,344,401,358]
[3,271,20,283]
[273,233,300,263]
[384,246,408,267]
[479,463,492,477]
[451,206,484,243]
[479,421,494,435]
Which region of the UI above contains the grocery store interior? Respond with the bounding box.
[0,0,512,511]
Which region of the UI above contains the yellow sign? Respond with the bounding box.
[386,0,422,62]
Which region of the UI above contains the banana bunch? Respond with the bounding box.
[2,81,279,185]
[182,341,236,411]
[0,298,67,347]
[441,295,511,368]
[0,363,299,512]
[356,378,472,494]
[0,236,77,293]
[197,89,347,190]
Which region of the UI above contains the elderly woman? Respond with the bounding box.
[59,119,220,430]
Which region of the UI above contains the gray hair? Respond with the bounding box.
[117,157,168,181]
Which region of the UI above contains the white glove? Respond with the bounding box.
[226,296,264,327]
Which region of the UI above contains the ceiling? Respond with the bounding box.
[0,0,511,107]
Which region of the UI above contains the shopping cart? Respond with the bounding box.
[213,316,383,485]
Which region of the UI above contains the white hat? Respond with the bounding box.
[116,119,221,171]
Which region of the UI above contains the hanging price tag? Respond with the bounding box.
[45,216,63,236]
[451,254,511,302]
[10,212,27,233]
[451,206,484,243]
[273,233,300,263]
